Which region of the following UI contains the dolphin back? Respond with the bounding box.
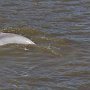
[0,33,35,45]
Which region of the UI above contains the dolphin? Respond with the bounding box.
[0,32,35,46]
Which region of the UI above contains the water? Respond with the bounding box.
[0,0,90,90]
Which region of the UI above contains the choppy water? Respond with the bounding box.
[0,0,90,90]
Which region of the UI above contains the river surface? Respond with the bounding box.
[0,0,90,90]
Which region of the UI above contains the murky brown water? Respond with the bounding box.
[0,0,90,90]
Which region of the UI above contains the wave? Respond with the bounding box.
[0,27,79,57]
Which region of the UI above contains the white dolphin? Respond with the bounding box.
[0,32,35,46]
